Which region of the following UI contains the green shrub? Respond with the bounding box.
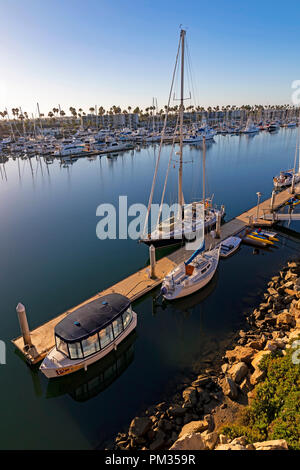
[221,346,300,450]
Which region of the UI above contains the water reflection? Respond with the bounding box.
[46,330,137,402]
[152,272,218,318]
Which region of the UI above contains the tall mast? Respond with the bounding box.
[298,115,300,174]
[203,136,206,204]
[178,29,185,208]
[37,102,43,133]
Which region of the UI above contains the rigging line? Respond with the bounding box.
[186,39,198,110]
[185,43,195,109]
[156,113,180,227]
[143,34,181,236]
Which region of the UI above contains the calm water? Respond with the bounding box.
[1,128,300,449]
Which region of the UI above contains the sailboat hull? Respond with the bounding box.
[139,236,184,248]
[161,248,220,300]
[163,268,217,299]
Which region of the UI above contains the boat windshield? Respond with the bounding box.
[55,306,133,360]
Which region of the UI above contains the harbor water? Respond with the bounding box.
[1,128,300,449]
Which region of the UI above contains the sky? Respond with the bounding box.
[1,0,300,116]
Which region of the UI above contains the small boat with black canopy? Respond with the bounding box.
[40,293,137,379]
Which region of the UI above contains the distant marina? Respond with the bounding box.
[0,105,299,162]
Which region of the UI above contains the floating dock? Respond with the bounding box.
[12,184,300,365]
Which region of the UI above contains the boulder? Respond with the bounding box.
[215,443,246,450]
[251,350,271,370]
[228,362,248,383]
[222,377,238,400]
[253,439,288,450]
[201,430,218,450]
[285,271,297,282]
[288,329,300,341]
[267,287,278,296]
[149,430,166,451]
[265,340,278,352]
[276,312,296,329]
[225,346,256,364]
[168,405,186,417]
[179,420,209,438]
[182,387,197,407]
[247,339,264,350]
[192,375,212,387]
[170,433,206,450]
[218,434,230,444]
[231,436,248,446]
[250,368,266,386]
[240,376,252,394]
[129,417,152,438]
[290,303,300,321]
[221,363,228,374]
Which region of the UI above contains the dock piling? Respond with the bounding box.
[291,174,295,194]
[270,190,276,211]
[256,192,262,221]
[16,303,32,348]
[149,244,156,279]
[215,211,221,238]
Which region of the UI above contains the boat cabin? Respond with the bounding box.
[54,293,133,360]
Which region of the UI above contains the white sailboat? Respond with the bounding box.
[140,29,224,249]
[161,245,220,300]
[243,117,259,134]
[273,120,300,189]
[161,119,220,300]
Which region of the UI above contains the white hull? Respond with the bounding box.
[219,236,242,258]
[164,266,216,299]
[273,172,300,189]
[40,312,137,378]
[162,247,220,300]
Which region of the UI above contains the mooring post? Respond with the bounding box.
[149,244,156,279]
[270,190,276,211]
[256,192,262,221]
[215,211,221,238]
[16,303,32,348]
[291,173,295,194]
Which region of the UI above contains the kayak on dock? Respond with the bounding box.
[285,196,300,207]
[252,228,279,241]
[242,228,277,247]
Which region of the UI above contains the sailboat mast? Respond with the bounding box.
[178,29,185,208]
[203,136,206,204]
[298,116,300,174]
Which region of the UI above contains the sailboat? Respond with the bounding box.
[243,117,259,134]
[273,119,300,190]
[140,29,224,249]
[160,171,220,300]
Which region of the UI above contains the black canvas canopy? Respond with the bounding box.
[55,293,131,342]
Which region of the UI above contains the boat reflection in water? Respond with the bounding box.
[46,330,136,402]
[153,271,218,318]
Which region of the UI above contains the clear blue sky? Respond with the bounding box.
[1,0,300,115]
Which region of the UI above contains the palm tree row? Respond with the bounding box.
[1,103,299,124]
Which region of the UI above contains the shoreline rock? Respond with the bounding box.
[111,259,300,451]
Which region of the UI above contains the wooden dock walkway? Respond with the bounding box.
[12,183,300,365]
